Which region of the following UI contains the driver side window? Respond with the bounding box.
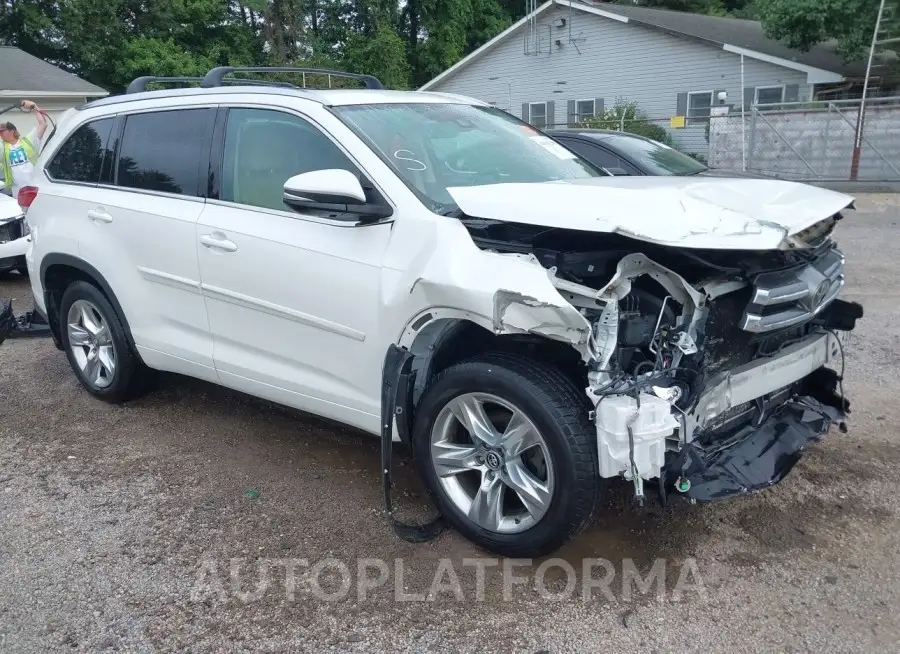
[221,108,358,211]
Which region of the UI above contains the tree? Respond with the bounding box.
[755,0,882,61]
[577,97,674,145]
[53,0,265,91]
[0,0,68,66]
[343,21,411,89]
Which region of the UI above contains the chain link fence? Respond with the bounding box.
[707,98,900,181]
[544,97,900,181]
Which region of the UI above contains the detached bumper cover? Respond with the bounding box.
[0,300,52,345]
[665,390,845,503]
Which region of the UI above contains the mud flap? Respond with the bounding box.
[665,396,844,503]
[381,345,446,543]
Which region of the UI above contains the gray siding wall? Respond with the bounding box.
[428,5,810,154]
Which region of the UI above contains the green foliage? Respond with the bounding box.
[755,0,882,61]
[0,0,886,95]
[343,21,411,89]
[54,0,265,90]
[577,98,674,145]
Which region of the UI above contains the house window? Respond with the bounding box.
[529,102,547,128]
[755,85,785,108]
[576,99,596,122]
[687,91,712,124]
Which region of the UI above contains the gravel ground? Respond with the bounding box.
[1,194,899,653]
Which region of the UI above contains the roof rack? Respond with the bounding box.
[125,76,297,95]
[200,67,384,90]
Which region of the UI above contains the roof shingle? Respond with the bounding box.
[0,47,108,96]
[585,1,867,77]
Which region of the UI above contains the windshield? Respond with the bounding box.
[333,103,601,213]
[604,135,707,176]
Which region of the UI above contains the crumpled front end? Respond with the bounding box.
[572,246,862,505]
[459,214,861,506]
[661,333,854,503]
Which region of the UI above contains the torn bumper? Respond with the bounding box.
[663,394,844,502]
[0,221,29,272]
[659,328,851,502]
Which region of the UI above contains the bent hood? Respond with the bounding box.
[447,176,854,250]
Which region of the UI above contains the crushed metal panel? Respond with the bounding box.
[492,289,591,349]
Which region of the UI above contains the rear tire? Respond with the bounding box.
[59,280,151,403]
[412,352,601,557]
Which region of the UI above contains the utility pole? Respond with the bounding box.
[851,0,894,180]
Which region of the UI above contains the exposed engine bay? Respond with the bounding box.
[461,214,863,505]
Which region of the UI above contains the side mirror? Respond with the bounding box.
[282,169,393,221]
[284,169,366,205]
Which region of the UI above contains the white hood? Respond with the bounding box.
[0,193,21,222]
[447,176,854,250]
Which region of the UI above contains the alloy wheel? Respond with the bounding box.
[67,299,117,389]
[430,392,555,534]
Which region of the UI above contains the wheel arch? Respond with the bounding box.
[40,253,141,359]
[387,309,588,446]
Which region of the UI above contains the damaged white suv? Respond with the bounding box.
[23,68,862,557]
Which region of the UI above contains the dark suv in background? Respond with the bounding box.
[547,128,762,178]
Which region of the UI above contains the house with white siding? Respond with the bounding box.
[419,1,872,156]
[0,47,108,134]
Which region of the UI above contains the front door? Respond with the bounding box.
[196,106,393,432]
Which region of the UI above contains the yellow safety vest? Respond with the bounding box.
[2,136,37,189]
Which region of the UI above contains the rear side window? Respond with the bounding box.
[559,139,636,175]
[46,118,115,184]
[116,109,213,197]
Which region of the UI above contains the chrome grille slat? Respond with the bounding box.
[741,248,844,333]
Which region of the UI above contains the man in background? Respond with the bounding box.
[1,100,48,201]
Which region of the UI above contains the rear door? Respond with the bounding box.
[74,107,219,380]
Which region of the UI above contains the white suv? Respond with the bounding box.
[22,67,862,556]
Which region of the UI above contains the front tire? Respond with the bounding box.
[59,281,150,403]
[412,352,601,557]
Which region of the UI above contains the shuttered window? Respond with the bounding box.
[687,91,713,124]
[528,102,547,128]
[576,99,596,122]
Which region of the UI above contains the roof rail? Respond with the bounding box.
[201,67,384,90]
[126,77,199,94]
[125,76,298,95]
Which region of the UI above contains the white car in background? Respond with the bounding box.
[0,191,29,275]
[18,67,862,557]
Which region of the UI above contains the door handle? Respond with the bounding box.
[87,208,113,223]
[200,233,238,252]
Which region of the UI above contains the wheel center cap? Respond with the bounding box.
[484,450,504,470]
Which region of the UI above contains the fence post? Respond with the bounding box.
[747,107,757,170]
[823,104,833,178]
